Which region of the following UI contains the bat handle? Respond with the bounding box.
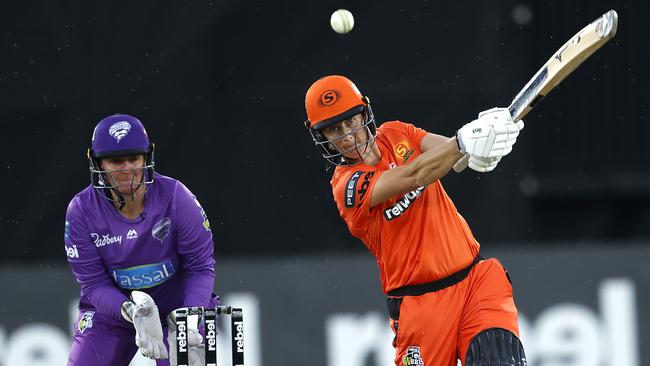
[453,155,469,173]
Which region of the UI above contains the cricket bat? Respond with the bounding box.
[454,9,619,172]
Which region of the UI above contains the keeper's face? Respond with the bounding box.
[321,113,368,160]
[100,155,146,194]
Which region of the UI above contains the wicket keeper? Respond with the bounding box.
[64,114,218,365]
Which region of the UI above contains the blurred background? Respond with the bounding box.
[1,0,648,365]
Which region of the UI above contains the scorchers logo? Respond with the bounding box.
[384,186,425,221]
[394,142,414,163]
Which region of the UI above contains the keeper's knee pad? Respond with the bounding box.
[465,328,527,366]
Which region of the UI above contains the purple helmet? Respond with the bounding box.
[88,114,155,205]
[90,114,151,158]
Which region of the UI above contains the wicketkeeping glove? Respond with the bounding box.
[121,291,169,359]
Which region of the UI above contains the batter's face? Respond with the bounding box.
[321,113,369,161]
[100,155,146,194]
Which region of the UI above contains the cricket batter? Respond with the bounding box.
[303,75,527,366]
[64,114,217,365]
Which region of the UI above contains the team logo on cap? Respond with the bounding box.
[108,121,132,142]
[320,90,338,106]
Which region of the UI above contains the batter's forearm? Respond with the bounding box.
[412,137,464,186]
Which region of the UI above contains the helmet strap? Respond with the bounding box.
[116,192,126,210]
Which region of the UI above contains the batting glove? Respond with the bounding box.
[457,107,524,158]
[468,155,502,172]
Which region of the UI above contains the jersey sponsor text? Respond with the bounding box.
[90,233,122,247]
[383,187,425,221]
[111,261,175,289]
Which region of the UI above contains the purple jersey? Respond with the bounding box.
[64,172,215,328]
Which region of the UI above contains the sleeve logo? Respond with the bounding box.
[345,171,363,208]
[356,171,375,207]
[65,245,79,259]
[194,198,211,232]
[64,220,71,241]
[344,171,376,208]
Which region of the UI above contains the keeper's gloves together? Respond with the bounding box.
[121,291,169,360]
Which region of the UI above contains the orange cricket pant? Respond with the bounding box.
[390,258,520,366]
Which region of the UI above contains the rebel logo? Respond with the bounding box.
[177,320,188,353]
[65,245,79,258]
[205,317,217,351]
[234,320,244,353]
[320,90,338,106]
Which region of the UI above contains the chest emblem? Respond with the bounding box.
[152,217,171,243]
[394,142,414,163]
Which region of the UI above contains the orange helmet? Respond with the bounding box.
[304,75,377,166]
[305,75,368,129]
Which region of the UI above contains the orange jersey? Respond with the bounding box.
[331,121,480,293]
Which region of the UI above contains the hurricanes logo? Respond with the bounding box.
[320,90,338,106]
[152,217,171,243]
[78,311,95,334]
[108,121,132,142]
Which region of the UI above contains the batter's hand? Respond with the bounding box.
[468,155,501,172]
[457,107,524,158]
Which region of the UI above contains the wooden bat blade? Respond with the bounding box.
[453,10,618,173]
[508,9,618,122]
